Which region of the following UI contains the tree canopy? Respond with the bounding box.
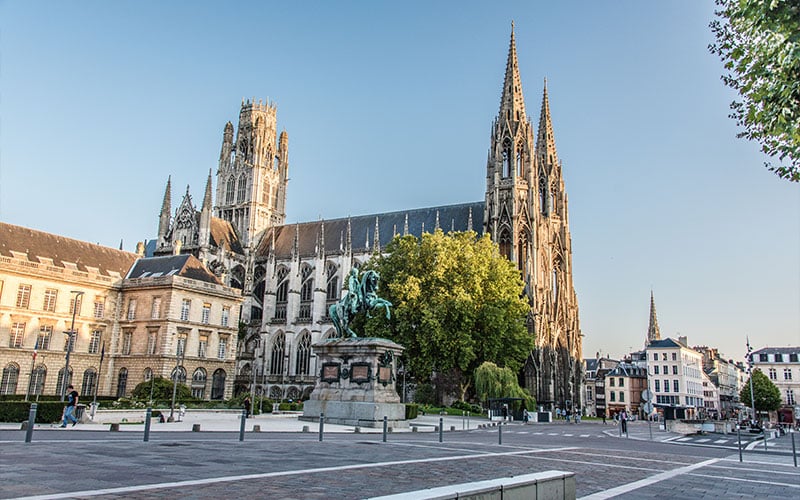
[474,361,535,409]
[710,0,800,182]
[361,230,533,401]
[739,369,782,412]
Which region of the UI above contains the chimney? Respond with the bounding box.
[678,335,688,346]
[135,241,145,257]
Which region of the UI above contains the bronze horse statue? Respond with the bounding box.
[329,269,392,338]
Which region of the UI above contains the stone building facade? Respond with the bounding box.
[0,222,241,400]
[151,27,582,406]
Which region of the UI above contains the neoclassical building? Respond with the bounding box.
[152,27,582,407]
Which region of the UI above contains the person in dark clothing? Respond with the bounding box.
[244,397,252,418]
[60,385,79,427]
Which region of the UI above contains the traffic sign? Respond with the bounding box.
[643,402,654,413]
[641,390,652,402]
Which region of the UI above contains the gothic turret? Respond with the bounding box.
[157,176,172,250]
[199,169,213,249]
[647,291,662,345]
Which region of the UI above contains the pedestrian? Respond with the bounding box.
[575,408,581,424]
[60,385,79,428]
[523,409,529,424]
[244,396,252,418]
[555,407,561,420]
[620,409,628,434]
[602,412,606,425]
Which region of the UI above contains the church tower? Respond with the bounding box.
[215,98,289,248]
[646,291,662,345]
[484,25,582,409]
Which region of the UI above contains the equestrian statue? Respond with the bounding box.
[329,268,392,338]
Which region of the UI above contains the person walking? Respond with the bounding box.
[620,409,628,434]
[244,397,252,418]
[60,385,79,428]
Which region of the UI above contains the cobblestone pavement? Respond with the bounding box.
[2,422,799,499]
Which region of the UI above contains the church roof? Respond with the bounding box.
[126,253,222,284]
[0,221,137,277]
[256,201,484,259]
[210,217,244,254]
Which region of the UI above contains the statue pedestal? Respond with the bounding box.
[301,337,407,428]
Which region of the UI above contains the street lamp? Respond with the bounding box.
[169,332,187,422]
[250,336,261,413]
[746,336,757,423]
[61,291,84,402]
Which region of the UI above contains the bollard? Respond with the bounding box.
[439,417,443,443]
[109,423,120,432]
[144,408,152,442]
[467,412,470,430]
[648,418,653,441]
[24,403,37,443]
[319,413,324,442]
[737,427,743,462]
[302,425,309,433]
[450,426,455,431]
[239,408,246,442]
[499,422,503,445]
[462,411,466,430]
[252,425,261,433]
[192,423,201,432]
[763,428,768,452]
[383,416,388,442]
[792,430,797,468]
[412,426,418,432]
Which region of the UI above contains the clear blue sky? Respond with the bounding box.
[2,1,798,363]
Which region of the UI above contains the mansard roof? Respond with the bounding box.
[607,362,647,378]
[0,221,137,277]
[647,338,684,349]
[210,216,244,254]
[255,201,485,259]
[126,254,222,284]
[752,346,800,356]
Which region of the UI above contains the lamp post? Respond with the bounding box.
[169,332,187,422]
[746,336,757,423]
[61,291,84,402]
[91,336,105,420]
[250,336,261,412]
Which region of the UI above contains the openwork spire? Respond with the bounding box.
[498,22,527,124]
[202,169,213,212]
[647,290,662,345]
[536,78,558,167]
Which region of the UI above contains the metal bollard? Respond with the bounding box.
[792,430,797,467]
[763,428,768,452]
[439,417,443,443]
[25,403,37,443]
[319,413,324,442]
[467,412,470,430]
[648,418,653,440]
[239,408,246,442]
[499,422,503,445]
[383,416,388,442]
[737,426,743,462]
[144,408,152,442]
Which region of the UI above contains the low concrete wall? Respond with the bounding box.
[366,470,576,500]
[89,408,241,424]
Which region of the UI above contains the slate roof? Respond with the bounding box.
[0,222,137,277]
[210,217,244,254]
[255,201,485,259]
[607,362,647,378]
[752,347,800,356]
[647,338,684,349]
[126,254,222,285]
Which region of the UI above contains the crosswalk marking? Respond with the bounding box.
[714,439,728,444]
[564,434,573,437]
[580,434,590,438]
[677,437,692,442]
[696,438,711,443]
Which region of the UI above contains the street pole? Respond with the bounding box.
[169,334,186,422]
[250,338,260,414]
[91,339,104,420]
[746,337,757,423]
[61,291,84,402]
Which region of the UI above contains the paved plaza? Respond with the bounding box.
[2,415,799,499]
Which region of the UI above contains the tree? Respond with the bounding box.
[362,230,533,403]
[739,369,782,413]
[474,361,535,409]
[131,376,193,402]
[710,0,800,182]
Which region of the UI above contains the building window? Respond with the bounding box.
[299,266,313,321]
[16,284,31,308]
[672,365,678,375]
[70,294,83,316]
[609,377,615,387]
[10,322,25,348]
[791,354,799,363]
[664,380,670,393]
[673,380,679,392]
[663,365,668,374]
[177,335,186,357]
[201,303,211,324]
[192,368,207,399]
[619,392,625,403]
[143,367,153,382]
[64,332,75,352]
[151,297,161,319]
[270,332,285,374]
[82,369,97,397]
[198,335,208,358]
[116,368,128,397]
[618,378,624,387]
[769,368,778,380]
[56,367,73,397]
[126,299,136,320]
[788,390,796,405]
[759,353,768,362]
[181,299,191,321]
[326,263,339,301]
[88,330,101,354]
[218,336,228,360]
[274,267,289,321]
[785,369,793,381]
[226,175,235,204]
[655,380,661,392]
[43,289,58,312]
[211,369,226,400]
[654,365,659,375]
[610,392,616,402]
[171,366,187,383]
[775,353,784,362]
[147,331,157,355]
[122,331,133,355]
[296,332,311,376]
[37,326,52,351]
[93,298,105,318]
[28,365,46,396]
[237,174,247,203]
[653,353,658,361]
[1,363,20,395]
[221,307,230,327]
[662,353,667,361]
[672,352,677,361]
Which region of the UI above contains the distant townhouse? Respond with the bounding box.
[750,347,800,411]
[604,362,647,418]
[646,337,705,417]
[584,356,618,417]
[695,346,744,418]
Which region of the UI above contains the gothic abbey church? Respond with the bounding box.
[154,28,583,408]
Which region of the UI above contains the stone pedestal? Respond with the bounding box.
[301,337,407,428]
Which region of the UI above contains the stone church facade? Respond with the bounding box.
[153,27,583,408]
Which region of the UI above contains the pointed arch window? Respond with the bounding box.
[516,148,524,177]
[539,176,550,216]
[274,267,289,322]
[211,369,226,400]
[552,262,560,304]
[502,139,513,178]
[225,175,236,204]
[326,262,340,302]
[296,331,311,376]
[270,332,285,375]
[237,174,247,203]
[299,265,314,321]
[498,229,512,261]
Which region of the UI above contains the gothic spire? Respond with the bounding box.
[345,217,352,254]
[157,176,172,248]
[498,22,527,125]
[435,210,440,231]
[467,206,474,232]
[202,169,213,212]
[536,78,559,169]
[373,216,381,252]
[403,214,409,236]
[647,290,662,345]
[318,220,326,259]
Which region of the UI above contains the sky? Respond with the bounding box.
[1,1,798,364]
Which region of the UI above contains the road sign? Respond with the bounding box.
[641,390,652,402]
[643,402,654,413]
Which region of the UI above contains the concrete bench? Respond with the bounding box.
[366,470,576,499]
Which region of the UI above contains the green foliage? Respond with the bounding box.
[0,401,66,423]
[451,400,483,414]
[710,0,800,181]
[362,231,532,402]
[413,383,437,405]
[405,403,419,420]
[130,377,194,402]
[474,361,536,409]
[740,369,783,412]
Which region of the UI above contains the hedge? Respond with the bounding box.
[405,403,419,420]
[0,401,66,424]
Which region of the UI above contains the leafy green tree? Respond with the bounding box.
[131,376,193,402]
[740,369,782,412]
[362,230,533,402]
[710,0,800,182]
[474,361,535,409]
